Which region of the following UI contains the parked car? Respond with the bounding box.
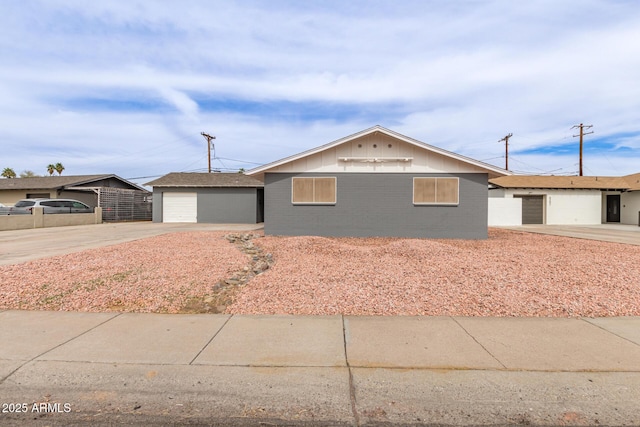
[5,199,93,215]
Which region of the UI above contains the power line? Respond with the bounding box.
[179,153,209,172]
[125,174,165,180]
[479,156,505,162]
[216,157,263,165]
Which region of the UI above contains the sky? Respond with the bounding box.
[2,0,640,187]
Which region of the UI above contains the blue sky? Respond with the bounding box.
[2,0,640,186]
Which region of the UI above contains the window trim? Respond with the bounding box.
[291,177,337,205]
[413,177,459,206]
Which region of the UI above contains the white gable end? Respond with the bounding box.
[265,133,489,174]
[248,126,511,179]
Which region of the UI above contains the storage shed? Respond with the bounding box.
[146,173,264,223]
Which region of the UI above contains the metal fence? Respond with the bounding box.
[98,188,152,222]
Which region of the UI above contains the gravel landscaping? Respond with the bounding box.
[1,229,639,317]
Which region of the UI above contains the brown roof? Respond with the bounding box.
[489,174,638,190]
[146,172,264,188]
[623,173,640,191]
[0,174,135,190]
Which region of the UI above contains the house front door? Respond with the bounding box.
[606,194,620,222]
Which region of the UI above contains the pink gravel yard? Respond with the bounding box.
[0,231,247,313]
[1,229,639,317]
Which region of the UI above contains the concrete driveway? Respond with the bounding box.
[497,223,640,246]
[0,222,263,266]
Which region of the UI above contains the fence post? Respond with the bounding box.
[94,207,103,224]
[33,207,44,228]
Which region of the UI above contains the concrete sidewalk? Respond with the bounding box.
[1,311,640,425]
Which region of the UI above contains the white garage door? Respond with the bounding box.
[163,192,197,223]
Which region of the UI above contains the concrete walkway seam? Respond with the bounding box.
[0,312,121,386]
[341,315,360,427]
[188,314,233,365]
[582,317,640,348]
[451,316,507,369]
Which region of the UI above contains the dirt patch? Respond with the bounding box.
[1,229,639,317]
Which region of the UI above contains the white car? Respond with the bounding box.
[5,199,93,215]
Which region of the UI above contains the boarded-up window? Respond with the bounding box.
[413,177,459,205]
[413,178,436,204]
[292,177,336,204]
[436,178,459,204]
[292,178,314,203]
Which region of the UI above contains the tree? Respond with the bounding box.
[238,168,245,174]
[1,167,16,179]
[47,164,56,176]
[54,163,65,175]
[19,170,39,178]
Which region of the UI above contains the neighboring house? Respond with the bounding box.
[146,172,264,224]
[247,125,511,238]
[489,173,640,225]
[0,175,152,221]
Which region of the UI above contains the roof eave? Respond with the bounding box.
[151,184,263,188]
[490,185,630,191]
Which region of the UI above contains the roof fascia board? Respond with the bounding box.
[491,185,629,191]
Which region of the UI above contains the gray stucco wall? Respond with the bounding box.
[152,191,163,222]
[264,173,488,238]
[152,187,259,223]
[197,188,258,223]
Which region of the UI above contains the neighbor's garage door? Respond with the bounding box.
[162,192,197,223]
[514,195,543,224]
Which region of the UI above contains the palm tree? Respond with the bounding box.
[1,167,16,179]
[47,164,55,176]
[54,163,65,175]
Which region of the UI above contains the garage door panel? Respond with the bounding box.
[163,193,197,223]
[515,195,543,224]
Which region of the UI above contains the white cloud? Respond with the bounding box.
[1,0,640,178]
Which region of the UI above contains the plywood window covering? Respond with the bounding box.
[413,177,459,205]
[292,177,336,204]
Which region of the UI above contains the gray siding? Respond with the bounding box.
[197,188,258,223]
[264,173,488,238]
[152,191,163,223]
[152,187,259,223]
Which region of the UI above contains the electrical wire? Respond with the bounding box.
[215,157,263,165]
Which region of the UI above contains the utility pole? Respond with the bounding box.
[498,133,513,170]
[201,132,216,173]
[571,123,593,176]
